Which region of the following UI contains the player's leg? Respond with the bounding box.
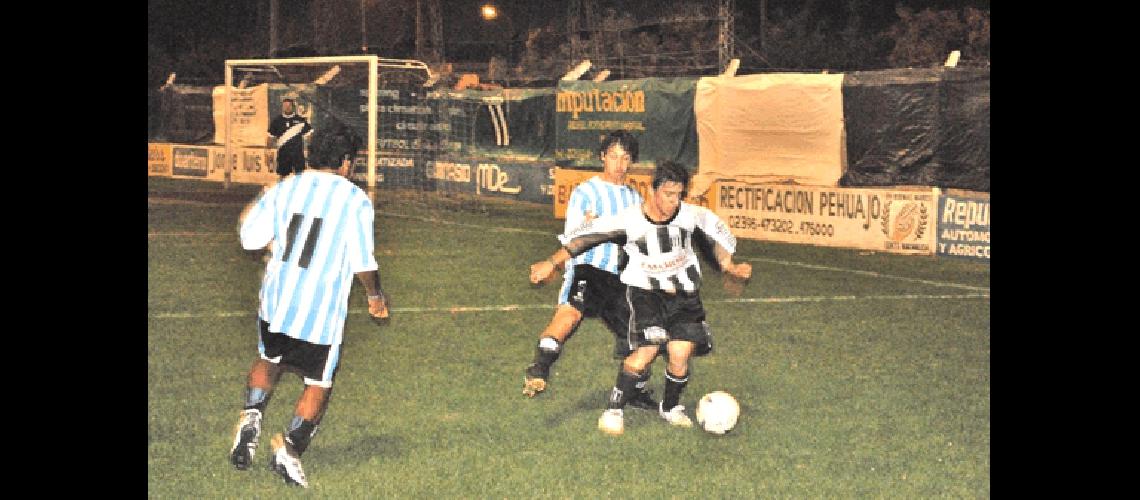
[523,305,583,396]
[656,294,709,429]
[524,266,587,397]
[231,320,285,470]
[659,339,695,428]
[596,279,657,410]
[598,287,667,434]
[267,340,339,488]
[598,345,660,435]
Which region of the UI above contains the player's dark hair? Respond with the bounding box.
[598,130,639,163]
[652,160,691,197]
[307,126,360,169]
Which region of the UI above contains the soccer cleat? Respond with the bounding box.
[522,364,548,397]
[658,402,693,428]
[597,408,624,436]
[627,388,658,411]
[229,409,262,470]
[268,433,309,488]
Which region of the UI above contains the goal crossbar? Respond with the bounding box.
[222,55,433,191]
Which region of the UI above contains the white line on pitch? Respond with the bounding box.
[741,256,990,292]
[149,293,989,319]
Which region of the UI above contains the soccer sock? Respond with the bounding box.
[663,369,689,410]
[635,371,651,393]
[285,416,318,455]
[244,387,271,413]
[607,370,642,410]
[531,337,562,375]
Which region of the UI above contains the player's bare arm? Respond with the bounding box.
[355,270,389,320]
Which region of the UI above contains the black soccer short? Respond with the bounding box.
[626,287,713,356]
[257,319,341,387]
[561,264,632,341]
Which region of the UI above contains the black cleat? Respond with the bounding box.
[627,388,659,410]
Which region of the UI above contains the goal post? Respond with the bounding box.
[222,55,433,192]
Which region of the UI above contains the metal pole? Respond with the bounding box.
[269,0,279,57]
[361,0,368,53]
[224,62,232,189]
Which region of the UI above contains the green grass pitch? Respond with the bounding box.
[149,177,989,497]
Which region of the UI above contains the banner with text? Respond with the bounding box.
[171,145,209,179]
[936,190,990,260]
[715,182,937,254]
[230,147,281,186]
[554,78,699,170]
[207,146,230,182]
[148,143,172,177]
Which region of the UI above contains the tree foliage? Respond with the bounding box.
[883,6,990,67]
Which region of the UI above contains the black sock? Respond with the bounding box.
[243,387,270,413]
[286,417,318,455]
[635,371,651,393]
[663,370,689,410]
[530,337,561,376]
[608,370,641,410]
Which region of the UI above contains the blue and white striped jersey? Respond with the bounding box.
[558,176,641,303]
[559,203,737,294]
[240,170,378,346]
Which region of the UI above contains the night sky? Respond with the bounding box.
[149,0,989,70]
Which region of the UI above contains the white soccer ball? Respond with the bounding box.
[695,391,740,435]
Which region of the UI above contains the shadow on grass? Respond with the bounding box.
[313,433,406,467]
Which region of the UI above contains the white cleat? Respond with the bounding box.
[268,433,309,488]
[597,408,625,436]
[658,402,693,428]
[229,409,261,470]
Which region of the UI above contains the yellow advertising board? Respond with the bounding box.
[148,143,172,177]
[713,182,937,255]
[206,146,231,182]
[230,147,281,186]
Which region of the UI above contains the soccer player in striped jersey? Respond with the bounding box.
[529,160,753,435]
[229,126,390,488]
[522,131,658,410]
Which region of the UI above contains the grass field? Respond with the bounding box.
[148,176,990,498]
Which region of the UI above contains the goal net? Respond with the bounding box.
[222,55,491,211]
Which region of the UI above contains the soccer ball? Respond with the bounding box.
[695,391,740,435]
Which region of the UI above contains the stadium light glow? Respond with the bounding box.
[481,3,498,21]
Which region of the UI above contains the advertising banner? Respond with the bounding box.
[171,146,209,178]
[148,143,172,177]
[554,78,699,170]
[206,146,231,182]
[936,190,990,260]
[421,159,556,204]
[230,147,280,186]
[715,182,937,254]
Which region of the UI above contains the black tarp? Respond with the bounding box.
[150,85,216,144]
[840,67,990,192]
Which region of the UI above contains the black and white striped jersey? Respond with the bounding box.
[559,203,738,293]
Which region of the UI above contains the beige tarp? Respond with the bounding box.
[212,84,270,147]
[691,73,847,197]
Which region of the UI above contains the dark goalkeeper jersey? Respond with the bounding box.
[268,113,312,174]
